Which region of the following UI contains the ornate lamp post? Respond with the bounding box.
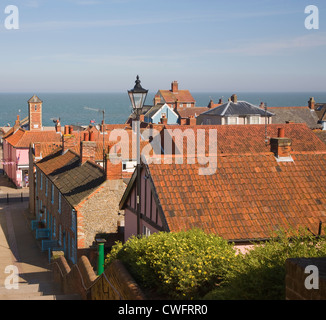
[128,75,148,236]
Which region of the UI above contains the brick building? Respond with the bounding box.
[31,136,126,265]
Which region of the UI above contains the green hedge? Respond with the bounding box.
[105,228,238,299]
[204,229,326,300]
[105,228,326,300]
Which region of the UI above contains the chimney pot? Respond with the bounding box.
[278,128,285,138]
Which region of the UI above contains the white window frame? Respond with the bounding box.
[143,225,151,237]
[227,116,238,125]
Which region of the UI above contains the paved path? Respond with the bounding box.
[0,145,80,299]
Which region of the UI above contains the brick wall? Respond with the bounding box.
[51,255,145,300]
[77,179,126,248]
[285,257,326,300]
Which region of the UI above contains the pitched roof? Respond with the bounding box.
[268,106,321,129]
[200,101,274,117]
[163,123,326,155]
[158,89,196,104]
[177,107,209,118]
[36,148,105,207]
[28,95,43,103]
[145,151,326,241]
[5,128,61,148]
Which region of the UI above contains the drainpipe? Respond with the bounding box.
[96,238,106,276]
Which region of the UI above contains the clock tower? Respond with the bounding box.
[28,95,43,131]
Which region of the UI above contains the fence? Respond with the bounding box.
[0,192,29,203]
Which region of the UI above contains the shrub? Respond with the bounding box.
[105,228,238,299]
[204,229,326,300]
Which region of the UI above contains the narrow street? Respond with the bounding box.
[0,144,79,299]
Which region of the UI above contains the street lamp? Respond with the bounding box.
[128,75,148,236]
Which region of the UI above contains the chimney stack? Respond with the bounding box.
[231,94,238,103]
[62,126,77,152]
[80,140,96,164]
[160,114,168,125]
[187,115,196,126]
[154,94,161,105]
[105,152,122,180]
[13,115,20,131]
[308,97,315,110]
[270,128,292,158]
[208,99,214,109]
[171,81,179,93]
[55,120,61,133]
[34,142,41,159]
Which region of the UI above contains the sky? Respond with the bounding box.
[0,0,325,92]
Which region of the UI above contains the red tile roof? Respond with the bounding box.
[5,128,62,148]
[158,89,196,104]
[147,151,326,241]
[163,123,326,155]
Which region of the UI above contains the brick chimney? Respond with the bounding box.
[187,115,196,126]
[13,115,20,131]
[80,141,96,164]
[55,120,61,133]
[270,128,292,158]
[160,114,168,125]
[62,127,78,152]
[105,152,122,180]
[308,97,315,110]
[34,142,41,159]
[154,94,161,105]
[171,81,179,93]
[231,94,238,103]
[208,99,214,109]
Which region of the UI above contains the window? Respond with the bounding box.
[143,226,151,237]
[70,231,76,264]
[52,217,56,238]
[186,103,191,108]
[45,178,48,196]
[227,117,237,125]
[179,103,183,108]
[40,173,43,190]
[58,225,62,246]
[34,105,37,111]
[51,185,54,204]
[250,116,260,124]
[71,209,76,232]
[58,193,61,213]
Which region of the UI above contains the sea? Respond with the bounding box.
[0,92,326,127]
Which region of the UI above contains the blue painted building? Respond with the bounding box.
[144,103,179,125]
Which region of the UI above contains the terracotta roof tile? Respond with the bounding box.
[146,149,326,241]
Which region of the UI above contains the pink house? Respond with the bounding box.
[3,128,62,188]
